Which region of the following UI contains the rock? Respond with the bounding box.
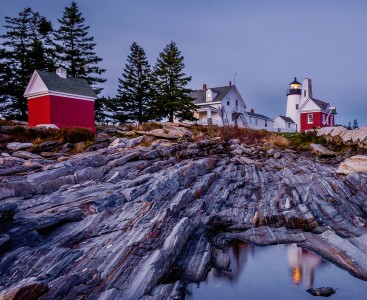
[6,142,33,151]
[212,249,230,270]
[352,216,365,227]
[60,142,74,153]
[136,129,180,139]
[0,234,10,247]
[117,130,136,136]
[11,120,28,125]
[108,136,149,149]
[267,149,276,156]
[36,124,60,130]
[1,152,11,157]
[1,126,367,299]
[337,155,367,175]
[274,152,282,159]
[318,126,367,149]
[0,281,49,300]
[12,151,43,160]
[40,152,64,158]
[310,144,336,157]
[0,126,12,133]
[307,287,336,297]
[38,140,60,152]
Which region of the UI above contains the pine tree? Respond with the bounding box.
[352,119,359,129]
[116,42,154,124]
[54,2,106,94]
[151,41,195,122]
[0,8,55,119]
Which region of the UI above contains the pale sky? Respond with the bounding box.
[1,0,367,125]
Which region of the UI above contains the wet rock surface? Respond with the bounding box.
[307,287,336,297]
[1,130,367,299]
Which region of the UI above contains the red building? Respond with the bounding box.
[299,98,336,131]
[24,68,97,132]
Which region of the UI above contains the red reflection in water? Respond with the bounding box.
[287,243,326,289]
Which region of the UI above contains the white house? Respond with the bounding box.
[191,83,250,127]
[274,115,297,132]
[247,109,274,130]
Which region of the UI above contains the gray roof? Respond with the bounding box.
[310,97,329,110]
[191,85,234,104]
[37,70,97,98]
[247,112,272,121]
[277,115,295,123]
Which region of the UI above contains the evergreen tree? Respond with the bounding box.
[116,42,153,124]
[151,41,195,122]
[54,2,106,94]
[346,121,352,130]
[352,119,359,129]
[0,8,55,119]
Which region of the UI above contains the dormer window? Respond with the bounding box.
[206,89,212,102]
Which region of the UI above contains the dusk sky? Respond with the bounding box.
[1,0,367,126]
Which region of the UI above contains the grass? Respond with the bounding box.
[2,126,95,144]
[280,130,326,151]
[126,122,163,132]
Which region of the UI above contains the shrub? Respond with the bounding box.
[61,127,95,143]
[268,135,290,149]
[281,130,326,150]
[10,125,27,137]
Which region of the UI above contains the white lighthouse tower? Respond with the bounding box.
[286,77,302,131]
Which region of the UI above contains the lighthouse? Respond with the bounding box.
[286,77,302,130]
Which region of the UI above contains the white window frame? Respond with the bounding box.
[308,114,313,124]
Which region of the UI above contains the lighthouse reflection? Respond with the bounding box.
[287,243,325,289]
[207,242,325,289]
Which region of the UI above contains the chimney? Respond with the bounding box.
[250,108,254,113]
[229,81,232,86]
[202,84,207,91]
[56,67,67,79]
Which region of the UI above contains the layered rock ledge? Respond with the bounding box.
[1,132,367,299]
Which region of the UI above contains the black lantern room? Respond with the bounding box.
[287,77,302,96]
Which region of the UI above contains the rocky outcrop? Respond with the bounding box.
[1,130,367,299]
[318,126,367,149]
[310,143,336,157]
[6,142,33,151]
[337,155,367,175]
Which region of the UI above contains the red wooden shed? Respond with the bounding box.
[24,68,97,132]
[299,98,336,131]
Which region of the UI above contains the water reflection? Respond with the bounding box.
[207,242,326,289]
[287,243,326,288]
[189,241,367,300]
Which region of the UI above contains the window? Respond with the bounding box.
[255,118,258,126]
[296,104,299,109]
[227,101,230,106]
[288,123,290,128]
[265,120,268,127]
[308,114,313,124]
[304,90,307,97]
[235,100,238,107]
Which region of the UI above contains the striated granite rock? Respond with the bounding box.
[310,143,336,157]
[318,126,367,149]
[1,136,367,299]
[6,142,34,151]
[337,155,367,175]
